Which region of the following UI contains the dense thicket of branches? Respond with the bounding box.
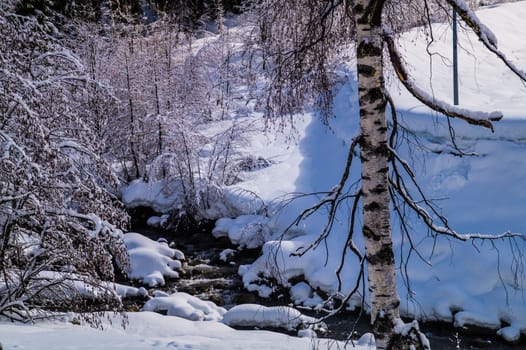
[254,0,355,125]
[0,0,131,320]
[15,0,247,26]
[1,0,257,321]
[79,17,256,221]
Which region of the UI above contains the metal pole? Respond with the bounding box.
[453,9,459,105]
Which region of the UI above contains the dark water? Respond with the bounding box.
[321,314,525,350]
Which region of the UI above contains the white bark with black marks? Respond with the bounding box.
[354,1,402,349]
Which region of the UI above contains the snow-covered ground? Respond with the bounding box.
[0,312,375,350]
[3,2,526,349]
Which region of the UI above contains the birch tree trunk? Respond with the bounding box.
[354,1,401,349]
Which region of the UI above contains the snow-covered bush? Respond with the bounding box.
[0,2,128,321]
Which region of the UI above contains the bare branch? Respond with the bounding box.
[388,170,525,241]
[290,135,362,256]
[336,191,362,291]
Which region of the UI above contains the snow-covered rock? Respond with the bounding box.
[123,232,184,287]
[142,292,226,321]
[222,304,323,332]
[146,214,169,228]
[219,248,236,262]
[497,326,522,343]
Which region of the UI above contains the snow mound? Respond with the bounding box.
[123,232,185,287]
[142,292,226,321]
[114,284,149,299]
[222,304,323,332]
[212,215,272,249]
[122,179,183,213]
[497,326,522,343]
[0,311,357,350]
[121,178,248,221]
[290,282,324,308]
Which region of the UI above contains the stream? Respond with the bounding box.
[129,212,524,349]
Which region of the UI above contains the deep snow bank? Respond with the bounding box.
[217,2,526,342]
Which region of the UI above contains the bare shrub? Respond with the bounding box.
[0,3,128,321]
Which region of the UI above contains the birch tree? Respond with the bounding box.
[254,0,526,348]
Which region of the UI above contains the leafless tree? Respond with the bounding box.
[78,13,256,223]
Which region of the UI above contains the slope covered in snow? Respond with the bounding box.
[216,1,526,342]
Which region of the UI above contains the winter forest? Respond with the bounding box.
[1,0,526,349]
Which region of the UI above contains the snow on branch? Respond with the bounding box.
[43,209,123,241]
[0,68,39,95]
[384,34,502,131]
[33,74,90,88]
[57,140,96,157]
[445,0,526,82]
[0,130,33,164]
[33,50,84,70]
[0,193,32,204]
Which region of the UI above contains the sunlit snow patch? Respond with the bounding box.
[142,292,226,321]
[222,304,326,336]
[123,232,184,287]
[213,215,272,249]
